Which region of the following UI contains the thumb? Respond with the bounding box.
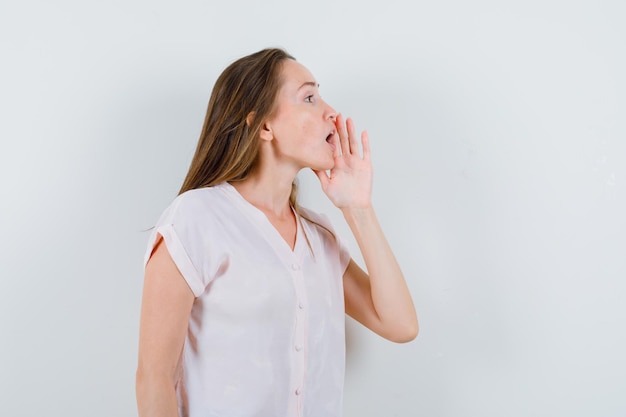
[312,168,330,190]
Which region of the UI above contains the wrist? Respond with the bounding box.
[341,205,375,221]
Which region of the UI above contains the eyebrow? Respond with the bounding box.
[298,81,319,90]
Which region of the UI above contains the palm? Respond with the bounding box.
[314,115,373,209]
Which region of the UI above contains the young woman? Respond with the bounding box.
[136,48,418,417]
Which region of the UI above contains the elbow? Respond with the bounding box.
[135,366,177,398]
[136,367,179,415]
[387,320,419,343]
[398,323,419,343]
[135,367,151,402]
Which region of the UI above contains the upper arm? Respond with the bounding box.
[137,235,195,382]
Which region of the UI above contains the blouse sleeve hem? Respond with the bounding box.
[145,223,206,297]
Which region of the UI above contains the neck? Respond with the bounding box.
[230,168,297,219]
[231,140,304,218]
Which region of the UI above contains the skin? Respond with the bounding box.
[136,59,418,417]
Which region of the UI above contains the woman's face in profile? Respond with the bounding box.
[263,59,339,171]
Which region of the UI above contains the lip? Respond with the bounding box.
[325,131,336,151]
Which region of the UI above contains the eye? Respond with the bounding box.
[304,94,315,103]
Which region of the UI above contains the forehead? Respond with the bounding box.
[279,59,317,91]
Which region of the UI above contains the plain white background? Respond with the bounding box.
[1,0,625,416]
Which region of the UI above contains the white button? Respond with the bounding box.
[295,388,301,395]
[295,344,302,351]
[298,302,304,309]
[291,263,300,271]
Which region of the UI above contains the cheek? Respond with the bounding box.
[298,115,319,139]
[280,116,310,144]
[283,121,308,143]
[272,108,317,144]
[299,123,313,139]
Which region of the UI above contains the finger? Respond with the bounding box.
[346,117,359,156]
[362,130,370,161]
[335,113,349,157]
[331,131,341,159]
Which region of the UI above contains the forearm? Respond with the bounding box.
[342,206,418,338]
[136,371,180,417]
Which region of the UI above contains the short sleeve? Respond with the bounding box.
[335,230,351,273]
[143,191,219,297]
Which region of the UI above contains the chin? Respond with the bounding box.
[304,152,335,171]
[313,159,335,171]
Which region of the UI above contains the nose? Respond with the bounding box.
[325,101,337,122]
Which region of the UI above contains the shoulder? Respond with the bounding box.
[297,206,337,237]
[298,205,351,270]
[156,184,232,227]
[298,205,328,226]
[171,184,230,213]
[176,185,225,206]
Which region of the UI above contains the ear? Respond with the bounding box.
[259,120,274,142]
[247,111,273,142]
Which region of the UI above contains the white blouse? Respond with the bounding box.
[144,182,350,417]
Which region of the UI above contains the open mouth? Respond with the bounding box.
[326,132,336,150]
[326,130,336,144]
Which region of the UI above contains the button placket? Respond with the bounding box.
[289,256,307,414]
